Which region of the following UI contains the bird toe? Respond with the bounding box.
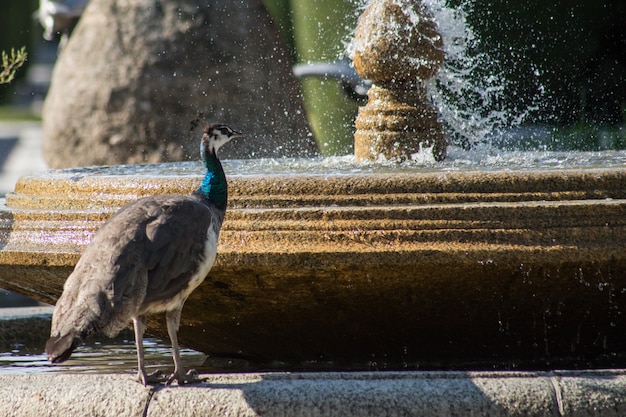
[165,369,203,385]
[136,369,167,386]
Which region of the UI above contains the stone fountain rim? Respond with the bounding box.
[21,159,626,175]
[5,162,626,213]
[0,163,625,366]
[10,161,626,191]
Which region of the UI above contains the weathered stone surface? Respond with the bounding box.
[352,0,443,82]
[354,84,446,161]
[0,164,625,369]
[1,371,626,416]
[0,374,149,417]
[148,372,556,417]
[0,307,53,350]
[42,0,314,168]
[351,0,446,161]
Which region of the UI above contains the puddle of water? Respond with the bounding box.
[0,333,207,376]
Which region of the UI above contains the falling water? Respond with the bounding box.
[343,0,536,159]
[424,0,529,149]
[346,0,625,165]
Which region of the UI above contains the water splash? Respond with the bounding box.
[346,0,540,151]
[52,148,626,181]
[424,0,540,150]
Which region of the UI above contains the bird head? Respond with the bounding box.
[201,123,243,156]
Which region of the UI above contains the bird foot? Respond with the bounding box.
[137,369,168,386]
[165,369,203,385]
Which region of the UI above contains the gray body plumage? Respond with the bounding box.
[49,194,222,343]
[46,123,241,384]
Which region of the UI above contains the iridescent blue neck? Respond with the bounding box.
[195,150,227,212]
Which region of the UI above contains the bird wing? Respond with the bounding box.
[50,195,215,339]
[140,196,216,307]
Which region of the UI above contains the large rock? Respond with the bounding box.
[42,0,315,168]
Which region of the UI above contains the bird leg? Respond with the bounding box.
[132,315,165,385]
[165,308,201,385]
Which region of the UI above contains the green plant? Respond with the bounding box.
[0,46,27,85]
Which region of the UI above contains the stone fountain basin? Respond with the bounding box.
[0,161,625,369]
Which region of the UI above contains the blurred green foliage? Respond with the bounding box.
[0,0,38,104]
[0,47,28,85]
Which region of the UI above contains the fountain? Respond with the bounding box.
[352,0,446,161]
[0,0,625,375]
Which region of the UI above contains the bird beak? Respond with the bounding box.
[231,130,244,139]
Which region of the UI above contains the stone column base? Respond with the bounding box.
[354,85,446,161]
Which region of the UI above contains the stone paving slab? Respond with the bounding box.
[0,374,148,417]
[0,371,625,417]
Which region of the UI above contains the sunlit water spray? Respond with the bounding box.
[345,0,624,164]
[424,0,528,148]
[347,0,545,162]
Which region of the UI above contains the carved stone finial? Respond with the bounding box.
[352,0,446,161]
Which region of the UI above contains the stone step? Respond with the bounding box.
[1,371,626,416]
